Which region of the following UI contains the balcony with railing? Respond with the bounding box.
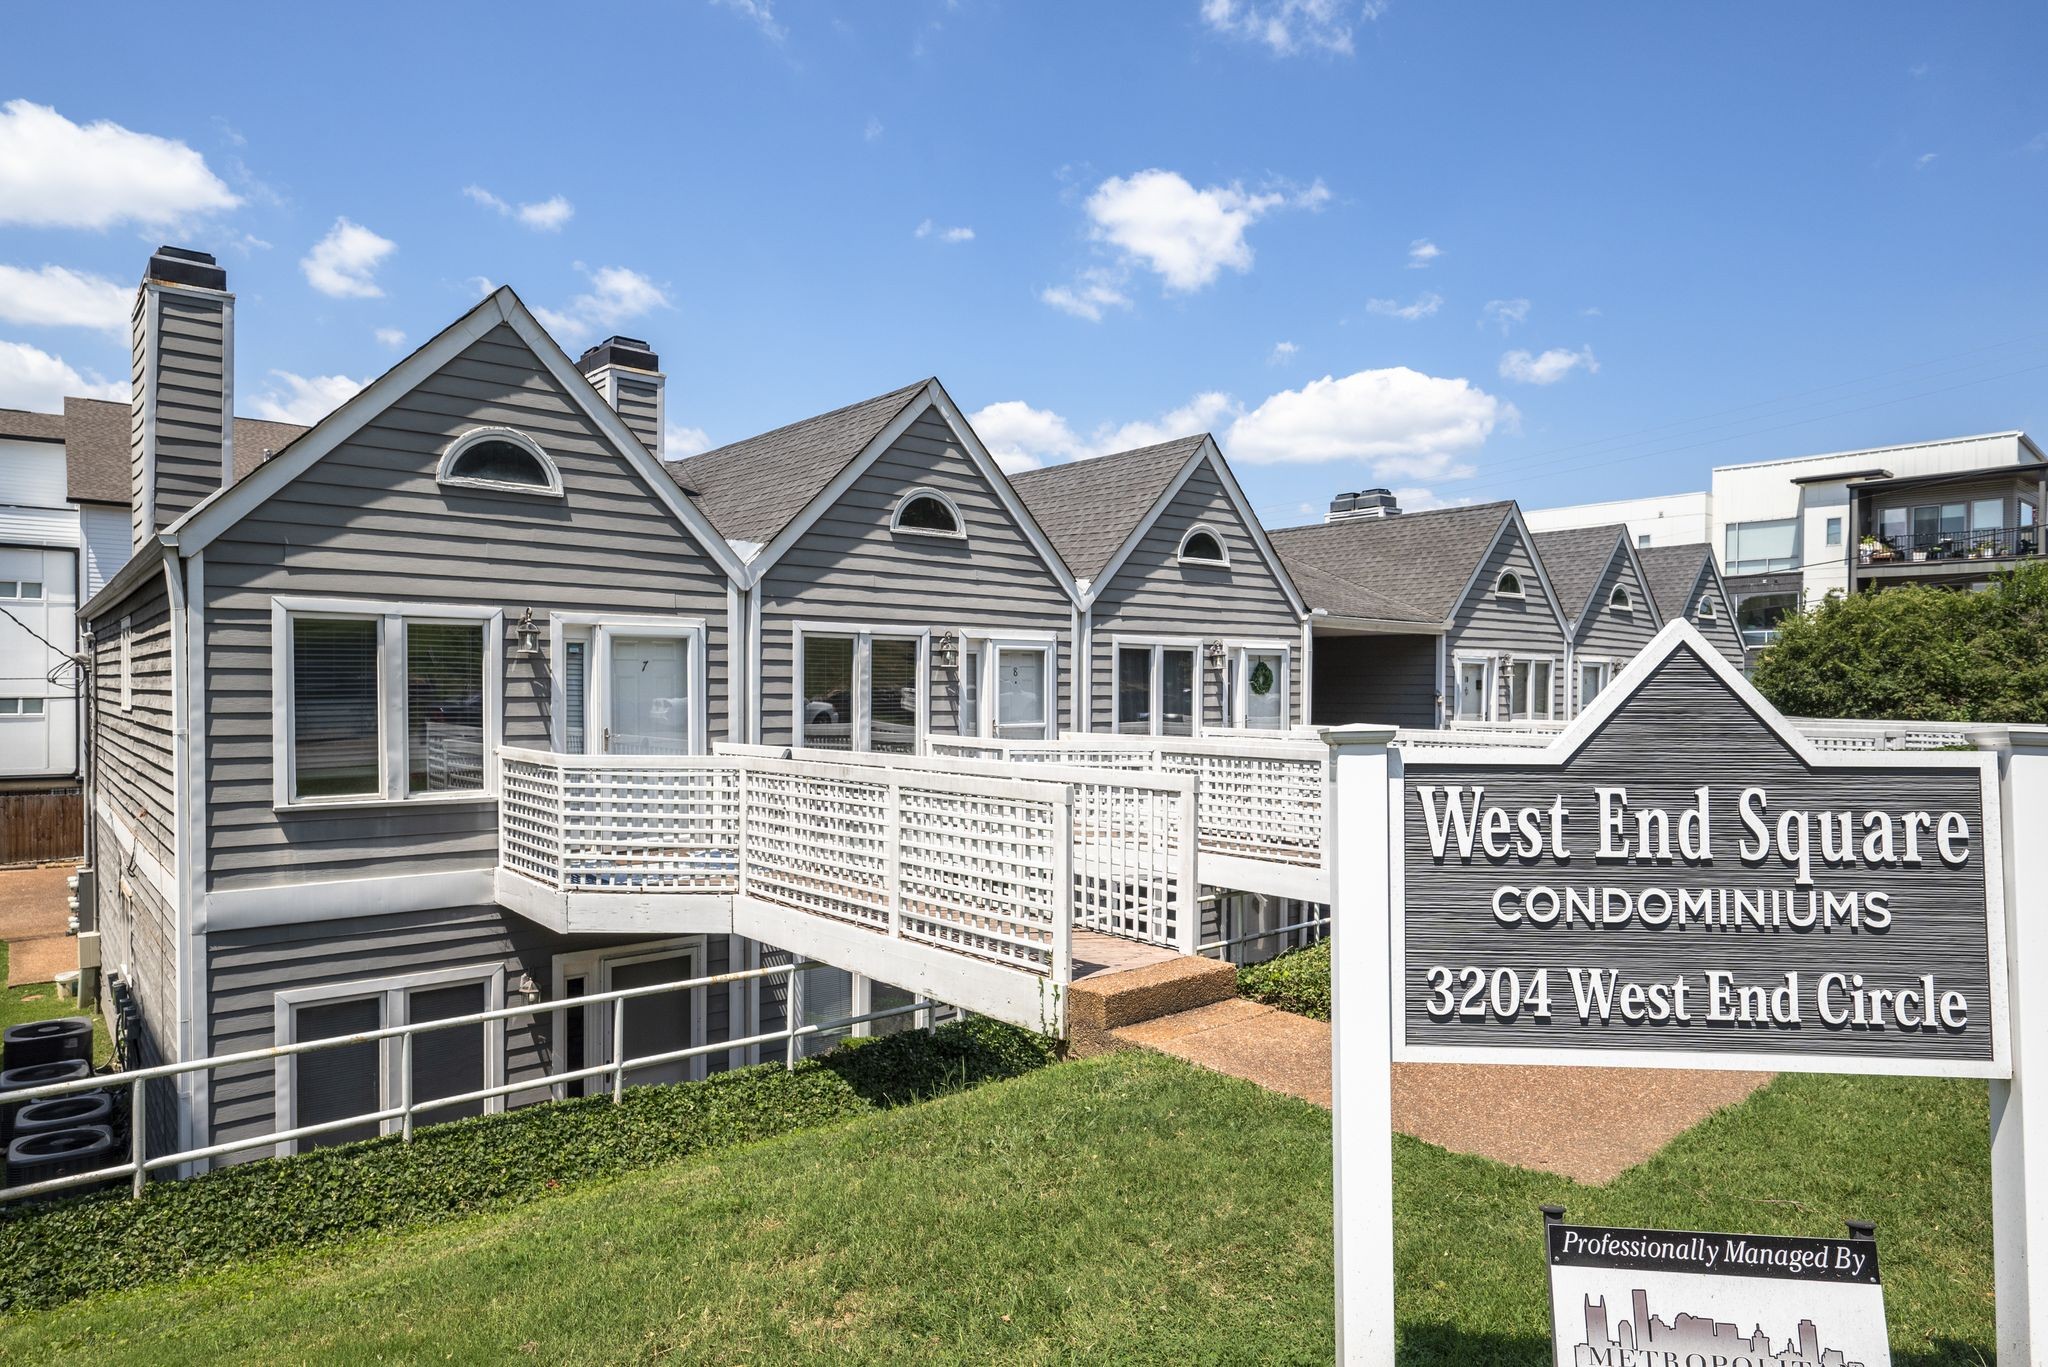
[1858,522,2038,572]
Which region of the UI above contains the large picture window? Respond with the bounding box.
[1508,657,1556,722]
[795,627,924,754]
[272,598,502,808]
[1724,519,1799,575]
[1115,641,1198,737]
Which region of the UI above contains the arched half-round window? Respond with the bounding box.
[1496,571,1524,598]
[1609,585,1633,611]
[891,488,965,539]
[437,428,563,497]
[1697,595,1717,620]
[1177,525,1229,567]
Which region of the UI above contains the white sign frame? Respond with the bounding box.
[1386,623,2010,1080]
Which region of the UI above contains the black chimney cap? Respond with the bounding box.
[146,246,226,291]
[578,336,660,374]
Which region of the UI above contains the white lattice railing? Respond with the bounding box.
[781,745,1200,952]
[929,733,1330,875]
[1791,719,2007,753]
[500,749,1072,980]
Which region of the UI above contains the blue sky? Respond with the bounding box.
[2,2,2045,530]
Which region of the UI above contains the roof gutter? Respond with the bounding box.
[79,531,175,621]
[1307,607,1447,636]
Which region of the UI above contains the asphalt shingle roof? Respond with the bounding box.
[665,380,931,545]
[1270,501,1516,624]
[1636,543,1716,620]
[0,398,309,505]
[1534,525,1626,625]
[1008,435,1208,581]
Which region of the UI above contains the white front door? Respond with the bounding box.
[601,632,690,754]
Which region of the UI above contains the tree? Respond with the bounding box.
[1751,562,2048,723]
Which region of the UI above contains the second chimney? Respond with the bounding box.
[578,336,664,458]
[130,246,233,549]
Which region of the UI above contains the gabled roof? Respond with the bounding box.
[1280,557,1438,626]
[0,398,310,505]
[159,286,747,587]
[665,380,931,546]
[1270,501,1517,622]
[1636,543,1716,620]
[1534,524,1627,627]
[1009,435,1208,581]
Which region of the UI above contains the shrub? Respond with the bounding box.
[1237,940,1331,1021]
[0,1017,1055,1314]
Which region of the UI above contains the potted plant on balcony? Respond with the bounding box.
[1859,535,1892,565]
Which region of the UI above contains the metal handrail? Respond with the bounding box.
[0,957,937,1206]
[1862,523,2038,562]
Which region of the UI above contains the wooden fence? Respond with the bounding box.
[0,788,83,865]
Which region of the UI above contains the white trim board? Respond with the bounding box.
[206,867,499,931]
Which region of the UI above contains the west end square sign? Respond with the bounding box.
[1394,630,2009,1076]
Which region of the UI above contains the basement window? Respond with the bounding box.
[438,428,563,496]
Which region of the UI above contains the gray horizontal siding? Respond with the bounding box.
[1311,632,1438,728]
[205,906,739,1155]
[1571,549,1660,702]
[201,323,734,892]
[758,410,1073,744]
[614,373,661,456]
[1446,522,1569,718]
[92,574,175,865]
[148,289,229,531]
[1088,459,1303,732]
[94,811,178,1073]
[1690,569,1748,666]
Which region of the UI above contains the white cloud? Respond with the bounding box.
[0,339,124,410]
[374,327,407,349]
[1406,238,1441,269]
[1365,292,1442,321]
[301,218,395,299]
[915,219,975,243]
[251,370,368,425]
[465,275,496,298]
[534,265,670,342]
[864,115,885,142]
[0,100,241,230]
[1040,269,1133,322]
[465,184,575,232]
[665,421,713,459]
[971,391,1239,473]
[2027,131,2048,154]
[1199,0,1383,56]
[1079,169,1327,293]
[1499,345,1598,385]
[1481,297,1531,333]
[1914,152,1937,171]
[1226,367,1513,480]
[0,264,129,335]
[713,0,786,41]
[1269,340,1299,364]
[1098,392,1238,454]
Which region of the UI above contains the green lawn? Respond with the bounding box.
[0,941,109,1066]
[0,1050,1995,1365]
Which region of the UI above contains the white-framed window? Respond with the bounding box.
[0,698,46,717]
[1453,656,1494,722]
[1609,585,1632,611]
[1115,638,1201,737]
[273,963,506,1156]
[1176,525,1229,567]
[795,623,926,754]
[1577,658,1613,713]
[0,580,43,600]
[1825,516,1843,547]
[552,938,709,1096]
[1496,571,1524,599]
[271,596,503,809]
[1225,643,1290,730]
[1697,594,1718,621]
[119,615,132,713]
[436,427,563,497]
[1725,518,1798,575]
[890,488,965,539]
[1508,657,1557,721]
[548,613,708,756]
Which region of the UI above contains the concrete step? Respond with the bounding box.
[1065,954,1238,1058]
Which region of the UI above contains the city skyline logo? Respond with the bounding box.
[1570,1286,1866,1367]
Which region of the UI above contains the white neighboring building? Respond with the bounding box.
[0,400,305,790]
[1526,430,2047,648]
[1524,491,1710,549]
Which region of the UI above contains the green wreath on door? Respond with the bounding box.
[1248,660,1276,696]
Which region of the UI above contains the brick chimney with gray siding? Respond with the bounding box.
[577,336,664,457]
[130,246,233,549]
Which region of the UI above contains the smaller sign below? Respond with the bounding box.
[1546,1218,1890,1367]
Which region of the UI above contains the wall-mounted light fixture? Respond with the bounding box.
[1204,639,1227,666]
[932,630,959,667]
[514,608,542,656]
[514,972,541,1004]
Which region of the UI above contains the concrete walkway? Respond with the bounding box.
[1096,967,1772,1185]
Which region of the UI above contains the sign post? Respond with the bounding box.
[1326,724,1397,1367]
[1328,622,2030,1362]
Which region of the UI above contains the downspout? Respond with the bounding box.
[161,549,203,1169]
[1073,602,1089,735]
